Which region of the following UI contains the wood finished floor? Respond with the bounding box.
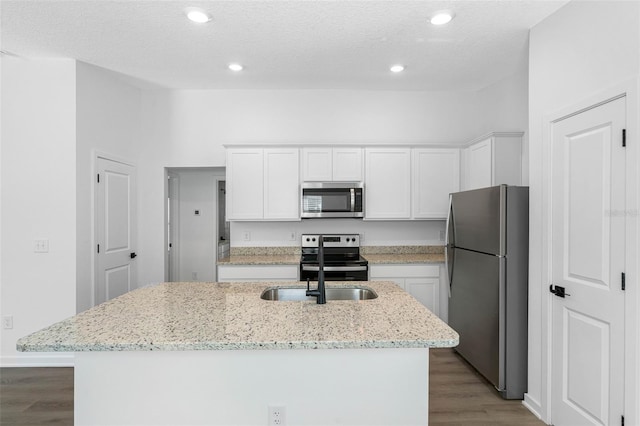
[1,349,544,425]
[429,349,545,425]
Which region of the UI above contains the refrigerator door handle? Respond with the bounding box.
[445,194,454,297]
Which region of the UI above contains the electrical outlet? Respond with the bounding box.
[243,231,251,241]
[439,230,446,241]
[2,315,13,329]
[192,272,198,281]
[289,231,296,241]
[268,405,286,426]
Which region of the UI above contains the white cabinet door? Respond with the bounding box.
[369,263,442,319]
[365,147,411,219]
[302,148,333,181]
[412,148,460,219]
[227,147,299,221]
[465,138,492,190]
[333,148,363,181]
[226,148,263,220]
[405,277,439,317]
[302,147,363,182]
[462,132,523,191]
[264,148,299,220]
[218,264,298,282]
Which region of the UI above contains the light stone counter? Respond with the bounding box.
[217,246,299,265]
[20,280,458,425]
[364,253,445,264]
[217,254,300,265]
[362,245,445,264]
[17,281,458,353]
[217,245,446,265]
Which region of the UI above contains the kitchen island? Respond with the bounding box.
[18,281,458,425]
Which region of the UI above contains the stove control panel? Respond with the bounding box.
[301,234,360,248]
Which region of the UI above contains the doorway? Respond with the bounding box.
[95,156,137,304]
[217,181,230,259]
[165,168,225,282]
[549,96,626,425]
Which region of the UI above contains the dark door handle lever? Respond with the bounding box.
[550,284,570,298]
[130,252,137,259]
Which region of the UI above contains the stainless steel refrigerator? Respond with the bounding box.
[446,185,528,400]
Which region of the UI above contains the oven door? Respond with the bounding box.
[300,264,368,281]
[301,183,363,218]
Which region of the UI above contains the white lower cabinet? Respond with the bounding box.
[217,264,299,282]
[369,263,446,321]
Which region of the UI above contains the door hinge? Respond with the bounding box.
[622,272,626,291]
[97,173,100,183]
[97,244,100,254]
[622,129,626,147]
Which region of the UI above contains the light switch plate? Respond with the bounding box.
[34,239,49,253]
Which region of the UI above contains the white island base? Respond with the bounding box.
[75,347,430,425]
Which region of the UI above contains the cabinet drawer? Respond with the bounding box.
[369,264,440,279]
[218,265,299,281]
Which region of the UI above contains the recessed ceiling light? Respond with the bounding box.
[185,8,212,23]
[228,63,243,72]
[430,11,454,25]
[390,65,405,73]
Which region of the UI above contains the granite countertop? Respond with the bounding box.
[361,245,444,264]
[218,247,300,265]
[17,281,458,352]
[364,253,445,264]
[218,246,445,265]
[218,254,300,265]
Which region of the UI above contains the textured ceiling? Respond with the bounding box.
[0,0,569,91]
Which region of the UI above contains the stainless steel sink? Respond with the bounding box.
[260,286,378,301]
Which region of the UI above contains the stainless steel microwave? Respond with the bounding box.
[301,182,364,218]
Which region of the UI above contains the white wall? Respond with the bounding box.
[528,1,640,423]
[76,61,142,313]
[0,58,77,366]
[476,62,529,184]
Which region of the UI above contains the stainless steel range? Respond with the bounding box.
[300,234,368,282]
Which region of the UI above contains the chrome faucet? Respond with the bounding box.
[306,235,326,304]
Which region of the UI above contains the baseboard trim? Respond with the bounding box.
[0,354,75,367]
[523,393,545,423]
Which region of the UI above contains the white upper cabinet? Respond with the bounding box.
[226,147,299,221]
[365,147,411,219]
[462,132,523,190]
[263,148,300,220]
[332,148,363,181]
[412,148,460,219]
[301,147,363,182]
[226,148,264,220]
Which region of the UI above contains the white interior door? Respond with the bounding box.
[550,97,626,425]
[96,157,137,305]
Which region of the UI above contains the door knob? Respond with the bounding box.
[130,252,137,259]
